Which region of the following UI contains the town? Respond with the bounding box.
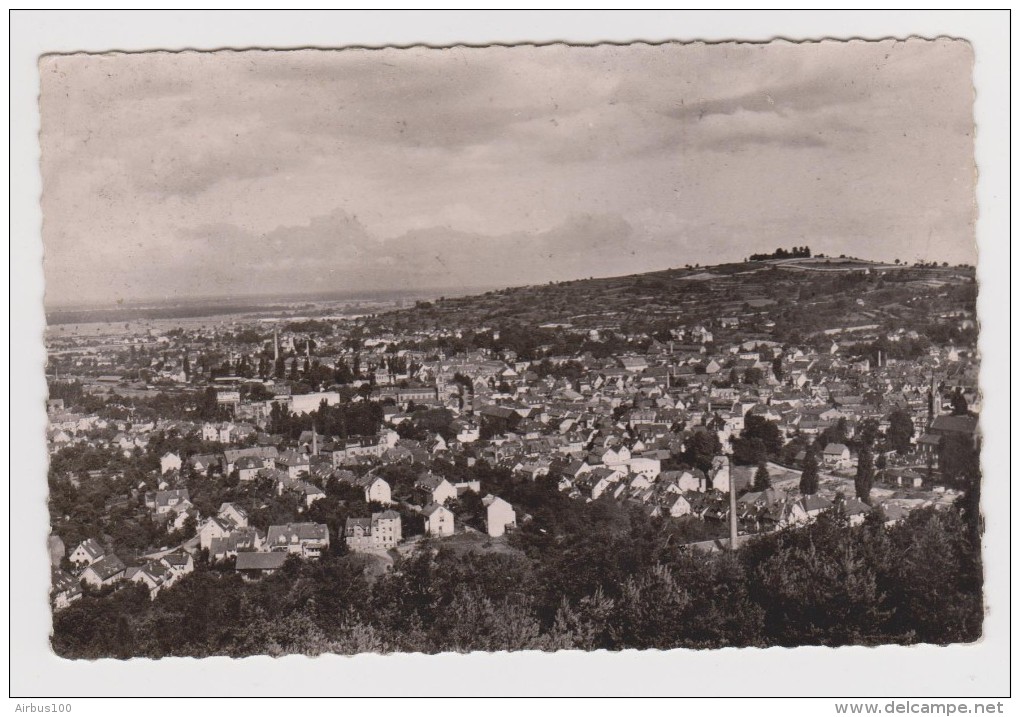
[45,254,982,653]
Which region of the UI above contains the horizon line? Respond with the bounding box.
[44,254,973,314]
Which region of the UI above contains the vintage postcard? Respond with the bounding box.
[39,39,982,661]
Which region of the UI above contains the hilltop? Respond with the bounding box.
[367,256,977,347]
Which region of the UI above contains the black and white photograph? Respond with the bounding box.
[9,9,1011,706]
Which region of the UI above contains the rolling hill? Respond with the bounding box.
[366,257,977,348]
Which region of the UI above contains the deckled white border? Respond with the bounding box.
[8,9,1011,702]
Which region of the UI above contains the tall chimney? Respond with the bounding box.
[274,328,279,362]
[312,425,319,456]
[728,456,738,551]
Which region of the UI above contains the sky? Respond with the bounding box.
[39,40,977,307]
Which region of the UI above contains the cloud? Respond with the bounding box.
[159,210,640,296]
[40,41,977,305]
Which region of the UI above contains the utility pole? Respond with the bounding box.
[727,455,738,551]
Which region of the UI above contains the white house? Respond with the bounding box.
[51,569,82,610]
[601,445,632,468]
[585,467,626,500]
[129,561,178,600]
[217,502,249,528]
[208,527,264,562]
[266,522,330,558]
[664,493,692,518]
[80,554,127,588]
[842,497,872,527]
[422,503,455,537]
[358,474,393,505]
[346,511,403,551]
[483,495,517,538]
[456,425,480,443]
[201,423,219,442]
[626,456,662,479]
[198,516,233,551]
[69,538,106,567]
[822,443,852,470]
[289,391,341,415]
[234,455,264,481]
[160,452,182,475]
[275,450,311,479]
[416,474,458,505]
[710,456,731,493]
[146,488,191,516]
[798,494,834,521]
[673,469,707,493]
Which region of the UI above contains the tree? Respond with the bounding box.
[855,447,875,504]
[772,356,784,381]
[744,367,764,385]
[752,462,771,492]
[333,360,354,385]
[800,448,820,495]
[244,382,274,402]
[114,614,135,659]
[732,415,783,465]
[939,434,980,487]
[950,389,969,416]
[820,417,849,449]
[680,429,721,474]
[857,418,880,449]
[886,409,915,455]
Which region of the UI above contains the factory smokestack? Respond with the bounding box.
[728,456,738,551]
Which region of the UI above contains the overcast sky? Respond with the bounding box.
[40,40,976,307]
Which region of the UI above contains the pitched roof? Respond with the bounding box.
[422,502,451,517]
[234,455,264,469]
[218,502,249,518]
[162,552,192,568]
[415,474,448,491]
[345,516,372,531]
[266,522,329,544]
[930,414,978,435]
[478,405,518,419]
[800,495,833,512]
[223,446,279,463]
[74,538,105,560]
[51,568,81,595]
[843,497,872,516]
[235,552,288,571]
[86,554,126,580]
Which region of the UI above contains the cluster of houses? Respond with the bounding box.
[48,309,980,609]
[52,537,196,608]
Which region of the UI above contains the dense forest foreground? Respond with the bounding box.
[52,477,982,658]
